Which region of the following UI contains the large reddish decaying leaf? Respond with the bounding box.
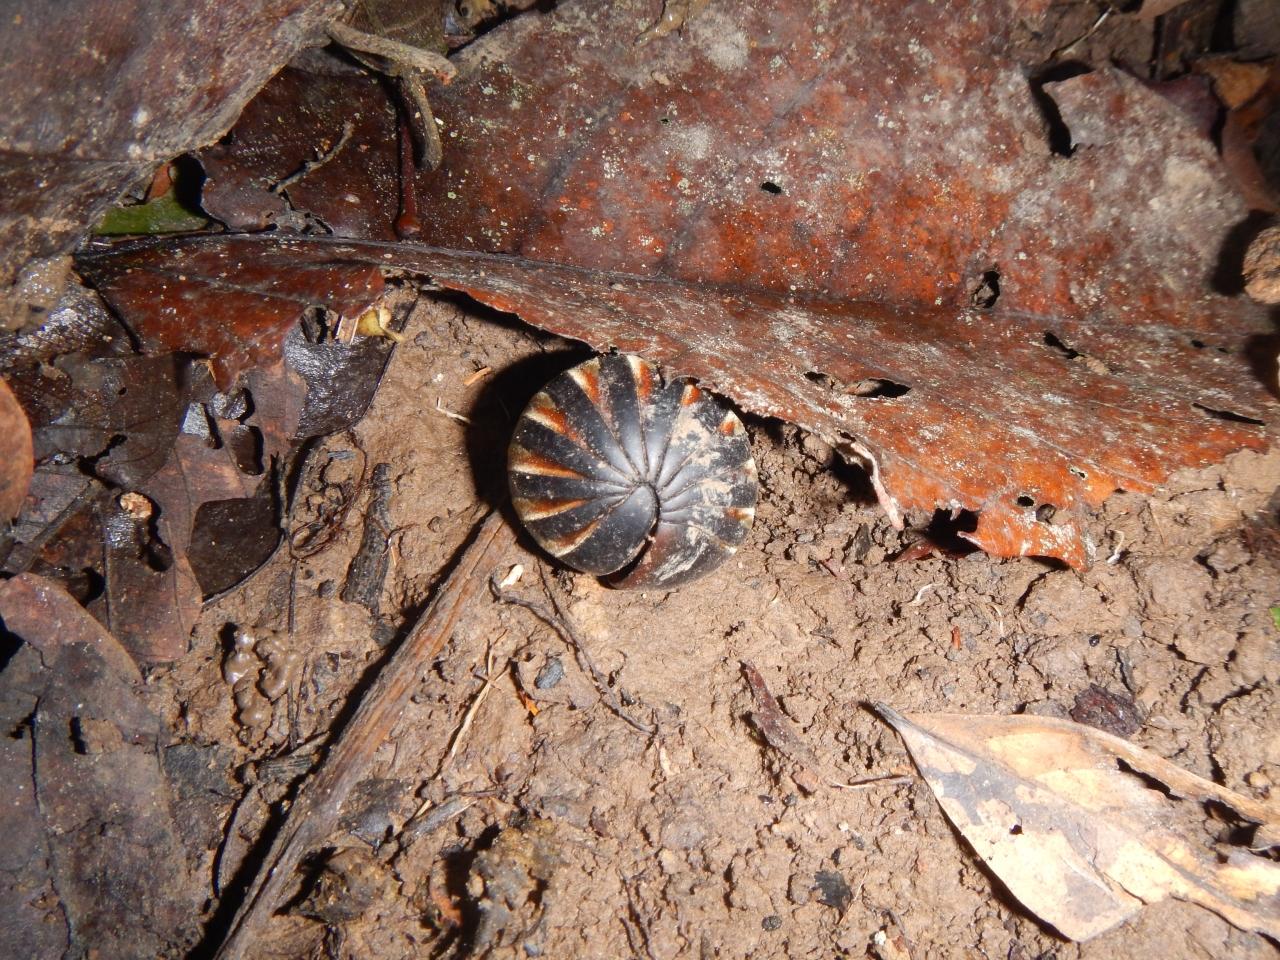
[86,0,1278,565]
[80,231,1273,568]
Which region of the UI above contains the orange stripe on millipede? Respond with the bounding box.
[527,396,578,440]
[630,356,654,402]
[516,497,589,520]
[681,385,702,406]
[509,446,584,478]
[718,414,739,435]
[572,363,602,405]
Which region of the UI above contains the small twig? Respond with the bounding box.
[327,20,457,83]
[905,582,939,607]
[829,773,913,791]
[214,510,514,960]
[434,397,472,424]
[396,795,475,853]
[463,365,494,387]
[440,638,502,770]
[1106,530,1125,565]
[271,121,354,194]
[395,72,444,170]
[490,574,656,736]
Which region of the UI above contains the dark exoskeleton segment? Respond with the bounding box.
[509,354,758,588]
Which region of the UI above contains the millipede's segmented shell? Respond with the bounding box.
[508,354,758,589]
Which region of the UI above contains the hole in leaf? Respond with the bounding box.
[849,378,911,399]
[1015,494,1035,507]
[1042,331,1080,360]
[1192,402,1265,426]
[1009,823,1023,835]
[804,370,843,390]
[1028,63,1090,157]
[971,269,1000,308]
[1036,503,1057,522]
[1068,466,1087,480]
[920,508,980,556]
[760,181,782,194]
[1191,339,1206,349]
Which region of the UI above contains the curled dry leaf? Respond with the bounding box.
[0,376,34,518]
[877,705,1280,942]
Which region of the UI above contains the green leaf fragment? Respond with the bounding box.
[95,193,209,236]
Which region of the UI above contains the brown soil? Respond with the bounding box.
[159,292,1280,959]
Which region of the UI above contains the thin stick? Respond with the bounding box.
[435,397,472,423]
[441,638,501,770]
[829,773,913,791]
[490,574,656,736]
[214,510,514,959]
[463,366,493,387]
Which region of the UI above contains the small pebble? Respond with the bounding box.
[1070,684,1142,738]
[535,655,565,690]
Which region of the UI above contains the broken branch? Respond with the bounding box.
[214,509,514,959]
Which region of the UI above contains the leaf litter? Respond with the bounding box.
[1,0,1279,958]
[85,0,1277,567]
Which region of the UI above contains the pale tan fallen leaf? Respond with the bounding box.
[877,705,1280,942]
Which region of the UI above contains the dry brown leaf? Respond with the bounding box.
[877,705,1280,942]
[0,376,33,518]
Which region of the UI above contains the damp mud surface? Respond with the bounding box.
[159,295,1279,959]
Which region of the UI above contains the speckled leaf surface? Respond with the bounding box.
[91,0,1278,565]
[0,0,341,285]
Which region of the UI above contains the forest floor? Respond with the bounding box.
[155,293,1280,959]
